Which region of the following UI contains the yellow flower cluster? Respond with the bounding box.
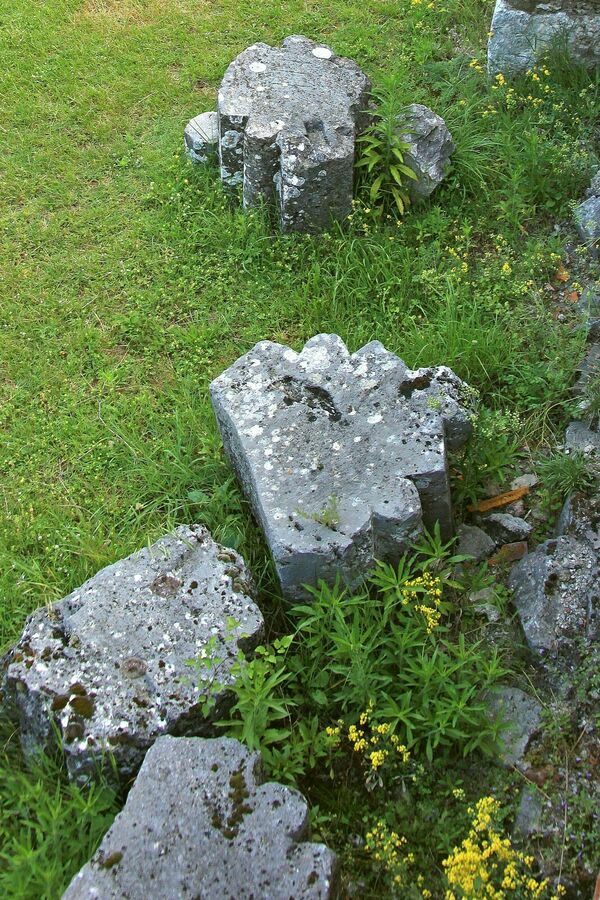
[401,571,443,632]
[365,821,411,890]
[324,705,410,787]
[443,797,563,899]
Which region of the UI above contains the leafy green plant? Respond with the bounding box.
[0,724,118,899]
[355,79,418,216]
[217,636,295,753]
[451,407,521,508]
[537,450,594,504]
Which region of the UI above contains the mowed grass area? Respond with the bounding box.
[1,0,599,895]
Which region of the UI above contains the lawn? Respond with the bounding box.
[0,0,598,896]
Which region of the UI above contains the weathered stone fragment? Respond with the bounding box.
[488,0,600,75]
[485,686,542,769]
[217,35,371,232]
[508,535,599,658]
[479,512,533,544]
[555,491,600,553]
[565,421,600,454]
[456,524,495,561]
[398,104,455,201]
[63,735,338,900]
[2,526,263,783]
[184,111,219,164]
[210,334,472,601]
[575,196,600,255]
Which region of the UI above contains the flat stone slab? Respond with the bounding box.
[488,0,600,75]
[63,735,338,899]
[399,104,454,201]
[210,334,472,601]
[217,35,371,232]
[2,526,263,783]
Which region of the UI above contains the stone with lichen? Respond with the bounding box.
[210,334,473,601]
[1,526,263,784]
[63,735,338,899]
[217,35,371,232]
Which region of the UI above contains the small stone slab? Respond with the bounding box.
[217,35,371,232]
[479,512,532,545]
[2,526,263,783]
[210,334,472,601]
[486,686,542,769]
[63,735,338,899]
[398,104,454,201]
[456,524,496,561]
[508,535,599,658]
[184,111,219,164]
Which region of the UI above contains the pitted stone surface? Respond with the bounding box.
[508,535,599,658]
[574,195,600,256]
[63,736,338,900]
[210,334,472,601]
[217,35,371,232]
[2,526,263,783]
[398,104,455,201]
[184,111,219,164]
[488,0,600,75]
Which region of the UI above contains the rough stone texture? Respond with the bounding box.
[555,491,600,553]
[586,169,600,198]
[63,735,338,900]
[508,535,599,658]
[485,686,542,769]
[397,104,455,202]
[565,421,600,454]
[456,524,496,561]
[2,527,263,784]
[574,196,600,256]
[488,0,600,75]
[479,512,533,544]
[217,35,371,233]
[573,341,600,396]
[184,111,219,164]
[210,334,472,601]
[513,787,544,838]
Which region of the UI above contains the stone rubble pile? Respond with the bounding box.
[488,0,600,75]
[63,735,338,899]
[1,526,263,783]
[210,333,472,601]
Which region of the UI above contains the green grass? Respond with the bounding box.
[1,0,599,894]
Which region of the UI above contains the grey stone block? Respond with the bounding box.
[398,104,455,202]
[456,524,496,561]
[508,535,599,657]
[575,196,600,256]
[488,0,600,76]
[63,735,338,900]
[184,111,219,164]
[2,526,263,784]
[210,334,472,601]
[217,35,371,232]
